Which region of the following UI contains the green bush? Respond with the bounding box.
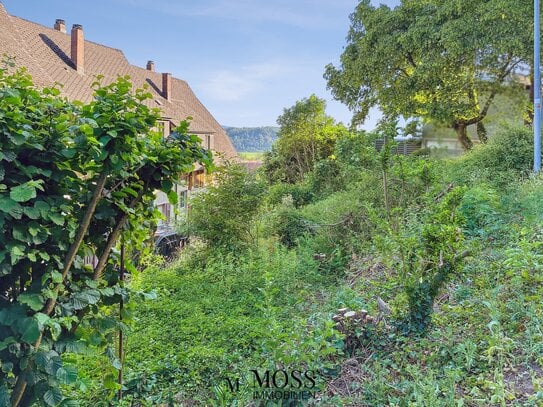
[270,204,313,248]
[399,187,467,333]
[0,69,209,406]
[448,125,533,186]
[458,184,504,238]
[334,131,379,173]
[305,158,345,198]
[266,181,314,207]
[186,164,266,250]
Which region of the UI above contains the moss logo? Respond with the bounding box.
[225,369,320,401]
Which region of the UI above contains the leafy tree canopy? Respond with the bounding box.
[325,0,531,149]
[264,94,348,183]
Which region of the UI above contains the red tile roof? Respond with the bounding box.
[0,3,237,158]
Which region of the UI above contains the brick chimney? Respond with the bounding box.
[162,72,172,101]
[146,60,155,72]
[54,19,66,33]
[71,24,84,73]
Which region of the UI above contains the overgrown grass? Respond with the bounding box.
[118,243,343,405]
[75,125,543,406]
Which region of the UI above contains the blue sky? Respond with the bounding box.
[2,0,398,128]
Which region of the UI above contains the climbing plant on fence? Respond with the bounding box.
[0,66,211,406]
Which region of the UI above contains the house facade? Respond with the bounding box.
[0,3,237,226]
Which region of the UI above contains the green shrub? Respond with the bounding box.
[448,125,533,186]
[270,204,313,248]
[186,164,266,249]
[304,158,347,199]
[399,187,467,333]
[266,181,314,207]
[334,130,379,173]
[458,184,503,238]
[0,69,209,406]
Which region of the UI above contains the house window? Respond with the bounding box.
[179,189,188,208]
[157,203,171,224]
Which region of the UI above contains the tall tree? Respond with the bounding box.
[325,0,531,150]
[264,95,347,183]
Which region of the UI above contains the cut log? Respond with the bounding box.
[344,311,356,319]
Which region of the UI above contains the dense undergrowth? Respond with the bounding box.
[75,124,543,406]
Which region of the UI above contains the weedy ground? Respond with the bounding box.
[76,127,543,406]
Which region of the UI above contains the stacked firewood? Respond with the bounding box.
[333,308,374,335]
[333,308,373,331]
[332,308,374,354]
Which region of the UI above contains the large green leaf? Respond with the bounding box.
[18,293,45,311]
[10,245,25,265]
[34,312,50,327]
[0,196,22,218]
[48,212,65,226]
[45,355,63,376]
[56,365,78,385]
[43,388,63,407]
[51,271,62,283]
[35,351,52,370]
[10,183,36,202]
[17,317,40,343]
[0,305,26,325]
[71,290,100,310]
[34,200,50,217]
[23,205,39,219]
[28,222,40,237]
[12,224,27,241]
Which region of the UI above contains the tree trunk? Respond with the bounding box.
[477,121,488,144]
[453,122,473,150]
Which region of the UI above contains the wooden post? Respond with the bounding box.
[117,240,125,400]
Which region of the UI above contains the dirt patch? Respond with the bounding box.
[324,355,374,399]
[504,362,543,402]
[346,255,391,287]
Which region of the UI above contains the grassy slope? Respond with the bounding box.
[122,245,343,405]
[111,133,543,406]
[330,180,543,406]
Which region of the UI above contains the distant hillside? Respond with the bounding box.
[223,126,279,152]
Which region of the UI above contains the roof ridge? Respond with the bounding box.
[10,15,127,56]
[131,63,188,84]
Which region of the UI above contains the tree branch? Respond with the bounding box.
[92,190,144,281]
[11,172,108,407]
